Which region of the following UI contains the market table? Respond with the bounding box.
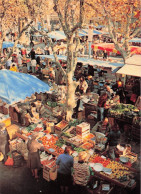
[92,169,136,190]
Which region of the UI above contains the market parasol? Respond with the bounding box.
[0,70,50,104]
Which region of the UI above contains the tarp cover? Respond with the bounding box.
[0,70,50,104]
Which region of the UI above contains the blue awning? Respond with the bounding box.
[0,70,50,104]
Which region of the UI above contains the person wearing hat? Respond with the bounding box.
[72,151,90,193]
[56,146,73,193]
[27,133,44,180]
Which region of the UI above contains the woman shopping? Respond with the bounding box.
[27,133,44,181]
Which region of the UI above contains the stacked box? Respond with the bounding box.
[76,122,90,139]
[43,160,56,182]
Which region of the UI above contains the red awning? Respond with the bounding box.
[92,43,141,55]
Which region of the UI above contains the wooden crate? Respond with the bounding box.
[43,170,50,181]
[1,117,11,127]
[55,120,68,131]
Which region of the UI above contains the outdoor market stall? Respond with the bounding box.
[0,62,139,194]
[91,43,141,55]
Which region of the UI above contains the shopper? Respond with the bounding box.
[97,92,108,121]
[106,86,114,99]
[56,146,73,193]
[27,133,44,181]
[29,48,36,60]
[76,76,88,94]
[73,151,90,194]
[0,123,9,163]
[31,58,37,73]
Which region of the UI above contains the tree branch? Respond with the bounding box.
[64,0,71,31]
[53,0,68,35]
[130,28,140,39]
[70,0,85,33]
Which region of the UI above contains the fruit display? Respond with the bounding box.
[33,127,43,132]
[100,160,130,179]
[89,154,110,167]
[39,135,64,155]
[41,158,55,166]
[89,154,131,180]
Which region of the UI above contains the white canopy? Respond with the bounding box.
[116,64,141,77]
[116,55,141,77]
[125,55,141,65]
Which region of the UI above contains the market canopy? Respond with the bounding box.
[116,55,141,77]
[125,55,141,65]
[48,31,66,40]
[81,29,102,35]
[92,43,141,55]
[129,38,141,43]
[2,41,14,49]
[0,70,50,104]
[116,64,141,77]
[36,54,124,71]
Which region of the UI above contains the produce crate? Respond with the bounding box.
[43,170,50,181]
[55,120,68,136]
[55,120,68,131]
[43,160,56,182]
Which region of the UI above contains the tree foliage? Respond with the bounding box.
[85,0,140,62]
